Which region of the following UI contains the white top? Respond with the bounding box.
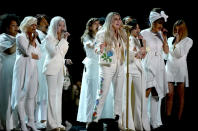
[95,30,125,65]
[43,35,69,75]
[166,37,193,87]
[128,35,143,74]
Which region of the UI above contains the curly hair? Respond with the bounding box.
[0,13,19,34]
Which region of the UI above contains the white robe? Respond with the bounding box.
[11,33,41,112]
[77,36,113,122]
[0,33,16,130]
[166,37,193,87]
[141,28,168,98]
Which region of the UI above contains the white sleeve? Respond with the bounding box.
[45,36,68,58]
[16,35,31,56]
[58,38,69,55]
[172,38,193,58]
[94,31,105,53]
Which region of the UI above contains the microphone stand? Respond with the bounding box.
[124,25,132,131]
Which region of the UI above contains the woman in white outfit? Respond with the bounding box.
[91,12,127,129]
[165,20,193,125]
[140,8,169,129]
[77,18,114,124]
[42,16,69,130]
[11,16,40,131]
[0,13,19,131]
[122,19,150,131]
[77,18,100,123]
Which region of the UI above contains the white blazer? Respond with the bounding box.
[43,35,69,75]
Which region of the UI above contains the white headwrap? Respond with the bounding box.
[149,11,168,24]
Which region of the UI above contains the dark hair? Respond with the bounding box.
[0,13,19,34]
[126,19,138,32]
[122,16,133,24]
[98,17,105,26]
[81,18,99,43]
[35,14,48,25]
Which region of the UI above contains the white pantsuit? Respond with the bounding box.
[141,29,169,128]
[122,36,150,131]
[11,33,41,129]
[43,35,69,130]
[92,30,125,124]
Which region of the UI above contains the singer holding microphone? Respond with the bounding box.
[122,19,150,131]
[11,16,40,131]
[42,16,69,130]
[165,19,193,128]
[140,8,169,130]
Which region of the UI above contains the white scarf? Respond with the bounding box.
[149,11,168,24]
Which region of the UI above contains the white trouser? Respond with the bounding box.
[35,100,47,122]
[132,74,143,130]
[149,95,162,129]
[18,71,38,127]
[93,63,124,123]
[46,68,64,130]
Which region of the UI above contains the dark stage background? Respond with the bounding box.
[1,2,197,130]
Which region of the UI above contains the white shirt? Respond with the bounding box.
[166,37,193,87]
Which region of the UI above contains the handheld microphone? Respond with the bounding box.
[34,31,41,44]
[17,30,21,33]
[162,28,168,36]
[172,37,176,45]
[36,35,41,44]
[138,33,143,47]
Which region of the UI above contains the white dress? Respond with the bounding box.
[141,28,168,98]
[166,37,193,87]
[77,35,113,122]
[0,33,16,130]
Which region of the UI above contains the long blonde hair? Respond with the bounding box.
[100,12,127,48]
[99,12,127,63]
